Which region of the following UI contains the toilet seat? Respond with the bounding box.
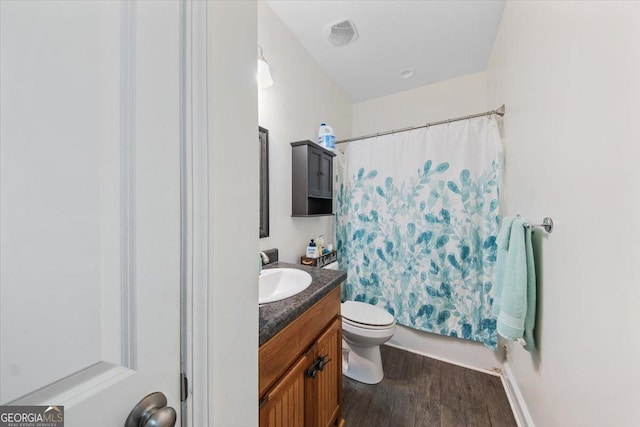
[342,317,395,331]
[341,301,395,329]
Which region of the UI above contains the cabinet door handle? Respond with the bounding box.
[316,354,332,372]
[305,365,318,379]
[306,355,333,378]
[259,396,269,409]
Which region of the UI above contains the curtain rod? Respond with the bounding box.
[336,104,505,145]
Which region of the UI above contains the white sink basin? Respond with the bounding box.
[259,268,312,304]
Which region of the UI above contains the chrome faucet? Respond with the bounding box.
[259,251,270,274]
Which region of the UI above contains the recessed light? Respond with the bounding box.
[400,68,415,79]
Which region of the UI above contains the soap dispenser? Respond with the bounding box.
[306,239,318,258]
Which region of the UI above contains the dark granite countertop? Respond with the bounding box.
[259,261,346,346]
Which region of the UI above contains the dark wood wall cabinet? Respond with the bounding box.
[291,140,336,217]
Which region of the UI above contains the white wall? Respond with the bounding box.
[352,72,489,135]
[258,1,352,263]
[487,2,640,426]
[352,72,503,372]
[208,2,259,426]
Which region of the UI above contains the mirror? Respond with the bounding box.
[259,126,270,238]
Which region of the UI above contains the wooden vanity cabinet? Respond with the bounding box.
[259,287,343,427]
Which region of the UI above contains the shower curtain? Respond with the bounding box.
[336,116,503,348]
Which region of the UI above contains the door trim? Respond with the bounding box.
[181,1,210,426]
[120,0,138,372]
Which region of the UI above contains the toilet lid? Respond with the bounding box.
[341,301,395,327]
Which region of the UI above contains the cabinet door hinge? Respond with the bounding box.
[181,373,189,402]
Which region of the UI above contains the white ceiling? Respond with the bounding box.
[265,0,505,103]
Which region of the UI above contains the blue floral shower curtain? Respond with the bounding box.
[335,117,503,348]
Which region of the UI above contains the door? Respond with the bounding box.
[308,146,333,200]
[311,319,342,427]
[1,1,182,425]
[307,145,323,198]
[259,351,313,427]
[318,152,333,199]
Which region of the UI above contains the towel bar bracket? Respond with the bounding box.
[524,217,554,233]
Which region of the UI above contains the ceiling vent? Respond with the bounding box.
[323,19,359,47]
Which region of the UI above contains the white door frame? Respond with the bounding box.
[181,2,260,425]
[180,1,210,426]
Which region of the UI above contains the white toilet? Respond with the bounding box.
[341,301,396,384]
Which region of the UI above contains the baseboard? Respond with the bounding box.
[384,342,501,377]
[501,361,535,427]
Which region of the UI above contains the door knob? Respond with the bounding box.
[125,392,177,427]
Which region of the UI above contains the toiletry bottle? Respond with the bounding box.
[318,123,335,151]
[317,234,325,256]
[306,239,318,258]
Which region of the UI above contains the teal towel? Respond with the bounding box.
[491,216,517,318]
[493,217,536,351]
[523,226,536,351]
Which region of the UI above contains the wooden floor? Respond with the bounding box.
[342,346,516,427]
